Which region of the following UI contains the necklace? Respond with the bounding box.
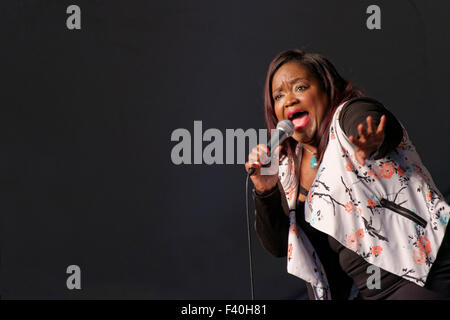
[302,145,318,169]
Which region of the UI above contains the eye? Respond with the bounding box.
[296,85,308,92]
[274,94,283,101]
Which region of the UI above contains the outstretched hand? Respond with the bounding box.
[349,115,386,166]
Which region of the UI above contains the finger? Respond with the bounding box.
[349,136,363,148]
[253,144,267,164]
[376,115,387,135]
[357,123,367,141]
[366,116,374,135]
[248,146,258,162]
[250,152,267,166]
[259,149,270,165]
[251,161,261,168]
[250,147,267,163]
[357,124,367,143]
[245,161,261,173]
[257,144,270,155]
[257,144,270,162]
[248,153,259,163]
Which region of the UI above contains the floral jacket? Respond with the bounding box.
[279,101,450,300]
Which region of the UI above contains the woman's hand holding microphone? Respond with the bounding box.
[245,144,282,194]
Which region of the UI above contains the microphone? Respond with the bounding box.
[248,120,294,176]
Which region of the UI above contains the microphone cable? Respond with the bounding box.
[242,120,294,300]
[245,171,255,300]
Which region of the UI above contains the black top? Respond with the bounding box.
[252,97,428,299]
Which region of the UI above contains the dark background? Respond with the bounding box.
[2,0,450,299]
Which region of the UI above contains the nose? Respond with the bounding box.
[284,92,299,109]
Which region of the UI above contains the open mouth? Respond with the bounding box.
[288,110,310,130]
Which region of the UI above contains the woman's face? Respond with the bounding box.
[271,61,329,145]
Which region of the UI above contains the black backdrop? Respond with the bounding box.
[2,0,450,299]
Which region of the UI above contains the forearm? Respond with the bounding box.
[253,183,290,257]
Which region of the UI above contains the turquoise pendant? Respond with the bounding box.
[310,156,318,169]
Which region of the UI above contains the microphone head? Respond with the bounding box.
[276,120,294,137]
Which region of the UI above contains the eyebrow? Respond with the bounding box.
[272,77,305,94]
